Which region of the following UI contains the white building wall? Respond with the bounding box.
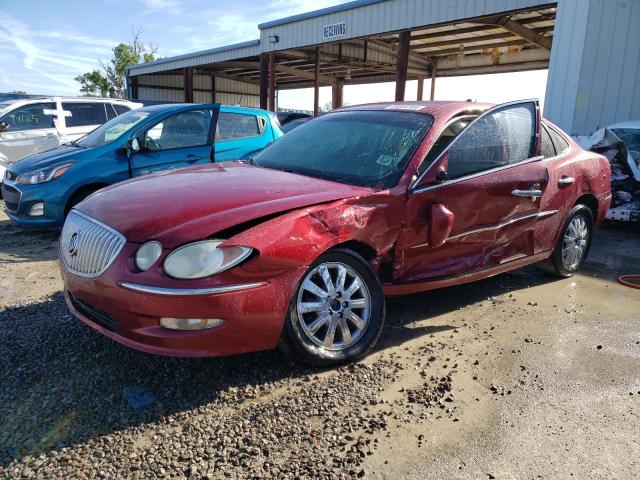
[545,0,640,134]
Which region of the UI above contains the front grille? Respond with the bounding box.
[1,184,20,211]
[60,210,126,278]
[69,292,117,331]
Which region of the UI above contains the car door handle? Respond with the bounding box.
[558,176,575,186]
[512,189,542,199]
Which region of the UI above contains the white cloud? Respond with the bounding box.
[0,11,114,95]
[140,0,182,15]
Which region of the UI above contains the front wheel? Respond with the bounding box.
[280,248,385,366]
[540,205,594,277]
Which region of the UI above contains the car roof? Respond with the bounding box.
[136,103,273,115]
[337,100,492,119]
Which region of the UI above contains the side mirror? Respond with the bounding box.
[0,121,8,132]
[436,170,449,183]
[428,204,455,248]
[128,137,140,153]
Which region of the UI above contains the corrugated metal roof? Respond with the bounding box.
[257,0,388,29]
[127,39,261,76]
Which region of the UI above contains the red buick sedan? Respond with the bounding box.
[59,100,611,366]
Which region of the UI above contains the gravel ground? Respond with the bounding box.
[1,200,639,479]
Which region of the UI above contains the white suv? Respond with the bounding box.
[0,97,142,180]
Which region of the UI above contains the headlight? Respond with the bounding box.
[163,240,253,279]
[135,241,163,271]
[17,162,75,185]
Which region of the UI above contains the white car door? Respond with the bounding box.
[59,101,109,143]
[0,101,60,166]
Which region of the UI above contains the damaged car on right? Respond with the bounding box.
[58,99,612,366]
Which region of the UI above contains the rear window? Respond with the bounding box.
[254,110,432,188]
[548,126,570,153]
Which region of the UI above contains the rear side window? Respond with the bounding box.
[63,102,108,127]
[446,102,536,180]
[106,103,118,121]
[113,104,131,116]
[541,124,556,158]
[0,102,56,130]
[216,112,259,140]
[548,126,569,153]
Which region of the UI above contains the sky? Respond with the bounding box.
[0,0,548,109]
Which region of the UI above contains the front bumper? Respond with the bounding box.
[61,250,304,357]
[1,179,66,228]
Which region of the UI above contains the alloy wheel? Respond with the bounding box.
[562,214,589,269]
[296,262,371,351]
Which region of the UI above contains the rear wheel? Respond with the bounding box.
[540,205,593,277]
[280,248,385,366]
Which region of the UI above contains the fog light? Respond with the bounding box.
[159,318,224,330]
[28,202,44,217]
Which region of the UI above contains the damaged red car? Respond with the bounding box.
[59,100,611,366]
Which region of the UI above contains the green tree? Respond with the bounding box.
[75,30,158,99]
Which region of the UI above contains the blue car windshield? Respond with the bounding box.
[253,110,432,188]
[77,110,151,148]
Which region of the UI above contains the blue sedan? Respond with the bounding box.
[2,103,283,228]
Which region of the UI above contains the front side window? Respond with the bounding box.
[216,112,259,140]
[0,102,56,131]
[254,111,432,188]
[144,109,210,151]
[445,103,537,180]
[62,102,108,127]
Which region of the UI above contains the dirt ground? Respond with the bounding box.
[1,199,639,479]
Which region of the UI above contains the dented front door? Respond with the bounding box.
[394,100,546,283]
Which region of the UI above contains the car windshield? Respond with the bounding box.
[253,110,432,188]
[76,109,151,148]
[611,128,640,152]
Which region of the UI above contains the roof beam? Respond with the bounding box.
[414,39,529,56]
[278,49,429,77]
[473,15,552,51]
[218,60,337,85]
[410,25,553,51]
[365,38,431,67]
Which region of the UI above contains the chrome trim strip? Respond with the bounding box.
[119,281,268,296]
[412,155,545,194]
[410,209,559,249]
[410,99,540,191]
[60,210,126,278]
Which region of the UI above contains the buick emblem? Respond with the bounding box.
[67,231,81,257]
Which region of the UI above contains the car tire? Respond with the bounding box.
[64,186,103,217]
[279,248,385,367]
[540,205,594,277]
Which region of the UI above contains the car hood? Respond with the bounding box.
[9,145,88,174]
[76,162,372,247]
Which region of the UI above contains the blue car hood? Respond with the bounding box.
[10,145,90,175]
